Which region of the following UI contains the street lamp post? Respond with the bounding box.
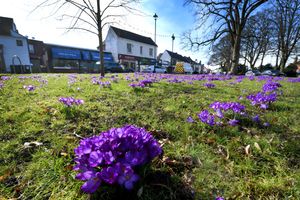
[153,13,158,64]
[153,13,158,43]
[171,34,175,52]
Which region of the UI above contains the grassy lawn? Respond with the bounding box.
[0,73,299,199]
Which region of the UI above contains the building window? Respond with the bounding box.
[16,40,23,46]
[127,43,132,53]
[29,44,34,54]
[149,48,153,57]
[140,46,143,55]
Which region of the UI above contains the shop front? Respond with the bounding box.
[118,54,157,72]
[47,44,116,73]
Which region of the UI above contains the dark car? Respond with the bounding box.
[261,70,285,76]
[96,62,124,73]
[245,70,261,76]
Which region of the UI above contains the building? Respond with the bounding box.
[159,50,192,66]
[44,43,116,73]
[104,26,157,71]
[28,39,48,73]
[0,16,31,73]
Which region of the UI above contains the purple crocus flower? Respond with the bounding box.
[252,115,260,123]
[198,110,215,126]
[186,116,194,123]
[88,151,103,167]
[203,82,216,88]
[228,119,239,126]
[76,170,102,194]
[216,197,225,200]
[101,167,119,184]
[117,164,140,190]
[23,85,36,91]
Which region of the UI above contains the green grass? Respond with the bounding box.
[0,74,299,199]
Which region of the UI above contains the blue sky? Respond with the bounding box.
[0,0,278,66]
[0,0,209,64]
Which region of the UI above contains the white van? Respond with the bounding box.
[183,63,193,74]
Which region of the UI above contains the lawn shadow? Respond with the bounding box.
[90,169,195,200]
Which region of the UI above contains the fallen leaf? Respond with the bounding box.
[0,170,11,182]
[245,145,251,155]
[60,152,68,157]
[254,142,262,152]
[137,186,143,198]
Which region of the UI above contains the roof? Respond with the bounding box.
[165,50,196,64]
[110,26,157,47]
[0,16,26,38]
[0,16,14,36]
[45,43,99,52]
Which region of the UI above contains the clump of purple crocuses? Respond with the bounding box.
[58,97,84,107]
[99,81,111,88]
[129,79,153,88]
[196,101,246,127]
[247,92,277,110]
[262,81,282,93]
[73,125,162,193]
[203,82,216,88]
[23,85,36,92]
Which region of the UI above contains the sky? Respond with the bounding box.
[0,0,209,64]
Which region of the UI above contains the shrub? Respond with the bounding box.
[284,63,298,77]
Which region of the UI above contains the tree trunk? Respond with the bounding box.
[279,54,288,72]
[260,51,266,68]
[98,31,105,77]
[229,34,242,74]
[97,0,105,77]
[275,47,280,70]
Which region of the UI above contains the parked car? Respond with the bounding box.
[142,65,167,73]
[261,70,285,76]
[120,64,135,73]
[96,62,124,73]
[245,70,261,76]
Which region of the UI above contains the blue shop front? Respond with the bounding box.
[46,44,115,73]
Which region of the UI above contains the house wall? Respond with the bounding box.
[160,51,171,63]
[0,35,30,72]
[104,29,119,63]
[117,37,157,61]
[105,28,157,63]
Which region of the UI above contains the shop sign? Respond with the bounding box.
[52,47,81,59]
[118,54,136,61]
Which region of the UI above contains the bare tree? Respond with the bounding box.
[241,10,273,69]
[183,0,267,74]
[208,34,231,72]
[272,0,300,71]
[33,0,140,76]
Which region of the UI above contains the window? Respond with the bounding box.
[16,40,23,46]
[149,48,153,57]
[127,43,132,53]
[140,46,143,55]
[29,44,35,54]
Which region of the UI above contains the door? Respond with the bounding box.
[0,45,6,72]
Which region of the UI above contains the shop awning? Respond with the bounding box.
[51,47,81,59]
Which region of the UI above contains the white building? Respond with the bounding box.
[104,26,157,71]
[0,16,31,73]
